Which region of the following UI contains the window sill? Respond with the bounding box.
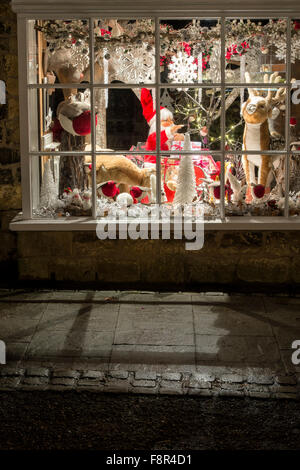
[9,214,300,231]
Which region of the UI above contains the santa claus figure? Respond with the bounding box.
[140,88,184,164]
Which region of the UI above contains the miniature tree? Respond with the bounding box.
[173,133,197,204]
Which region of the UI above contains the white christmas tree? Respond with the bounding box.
[173,133,197,204]
[40,160,58,208]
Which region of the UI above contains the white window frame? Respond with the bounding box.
[10,0,300,231]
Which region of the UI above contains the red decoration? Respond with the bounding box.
[211,161,221,180]
[226,41,250,61]
[52,117,63,141]
[100,29,111,36]
[180,42,192,56]
[213,183,233,200]
[253,184,265,199]
[294,21,300,30]
[213,185,221,199]
[130,186,143,199]
[268,199,277,208]
[140,88,171,124]
[72,111,98,136]
[101,181,119,198]
[160,56,167,66]
[290,117,297,126]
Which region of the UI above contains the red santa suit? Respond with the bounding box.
[140,88,174,164]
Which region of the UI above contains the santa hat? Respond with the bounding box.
[140,88,173,128]
[58,110,97,137]
[98,181,120,198]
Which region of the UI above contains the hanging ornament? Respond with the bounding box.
[168,51,198,89]
[197,52,203,104]
[109,19,124,38]
[261,46,269,55]
[69,38,89,72]
[240,55,246,114]
[112,43,155,83]
[160,88,175,113]
[103,47,109,108]
[209,40,221,83]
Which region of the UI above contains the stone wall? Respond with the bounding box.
[0,0,300,290]
[16,231,300,291]
[0,0,20,281]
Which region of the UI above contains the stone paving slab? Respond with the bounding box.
[195,334,281,364]
[26,329,114,359]
[109,344,196,372]
[0,289,300,399]
[193,309,273,336]
[37,302,119,332]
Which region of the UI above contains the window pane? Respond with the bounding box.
[290,155,300,216]
[31,155,92,218]
[95,86,151,151]
[160,19,220,84]
[225,19,287,84]
[160,153,222,220]
[93,19,155,84]
[158,87,221,153]
[28,20,90,85]
[225,87,286,151]
[29,86,94,153]
[224,152,286,216]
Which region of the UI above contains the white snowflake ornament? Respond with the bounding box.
[112,44,155,83]
[168,51,198,88]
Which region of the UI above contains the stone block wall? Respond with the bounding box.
[0,1,20,281]
[0,0,300,290]
[16,231,300,291]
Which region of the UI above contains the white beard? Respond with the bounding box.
[149,122,163,135]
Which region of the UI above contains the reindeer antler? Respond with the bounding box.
[265,72,286,105]
[245,71,259,97]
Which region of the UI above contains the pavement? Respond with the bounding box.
[0,289,300,398]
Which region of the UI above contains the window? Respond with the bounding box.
[10,1,300,229]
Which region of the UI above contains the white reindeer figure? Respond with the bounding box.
[242,71,286,202]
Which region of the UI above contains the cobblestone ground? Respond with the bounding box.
[1,290,300,399]
[0,392,300,450]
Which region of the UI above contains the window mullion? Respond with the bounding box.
[220,16,226,222]
[89,17,97,219]
[155,16,161,206]
[285,16,292,218]
[21,17,32,219]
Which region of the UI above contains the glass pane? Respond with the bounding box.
[225,152,286,216]
[290,154,300,216]
[95,86,151,151]
[160,153,221,220]
[157,87,221,153]
[29,87,94,153]
[28,20,90,85]
[93,19,155,84]
[226,87,286,151]
[225,19,287,84]
[160,19,220,84]
[31,155,92,218]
